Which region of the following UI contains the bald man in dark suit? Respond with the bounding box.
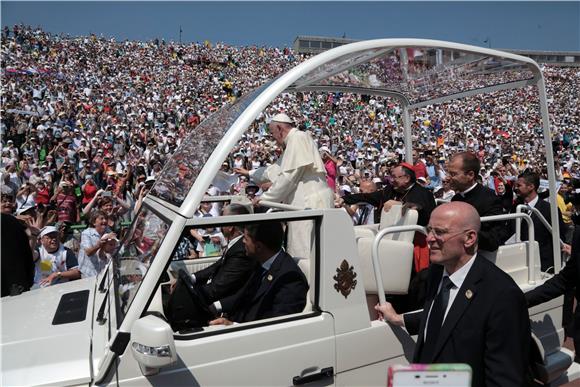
[376,202,531,387]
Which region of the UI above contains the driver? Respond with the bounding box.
[167,204,257,327]
[192,204,256,313]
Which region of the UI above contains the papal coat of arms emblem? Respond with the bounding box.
[333,259,357,299]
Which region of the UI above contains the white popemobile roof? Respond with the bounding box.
[147,38,559,270]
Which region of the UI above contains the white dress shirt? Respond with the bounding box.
[424,253,478,340]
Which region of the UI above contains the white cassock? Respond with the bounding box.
[250,128,333,259]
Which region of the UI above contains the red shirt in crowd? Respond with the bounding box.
[55,193,78,223]
[324,159,337,191]
[35,187,50,205]
[82,182,98,205]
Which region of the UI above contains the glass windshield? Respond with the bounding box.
[150,81,273,207]
[292,46,535,104]
[113,206,170,325]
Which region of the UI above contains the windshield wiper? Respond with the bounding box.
[96,289,109,325]
[98,268,109,293]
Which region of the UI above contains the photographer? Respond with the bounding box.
[78,210,115,278]
[82,187,126,232]
[15,181,36,213]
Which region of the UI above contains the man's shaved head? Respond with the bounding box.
[432,202,481,234]
[427,202,480,273]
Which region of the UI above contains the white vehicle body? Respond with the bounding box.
[2,39,578,386]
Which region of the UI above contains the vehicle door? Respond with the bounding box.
[116,214,336,386]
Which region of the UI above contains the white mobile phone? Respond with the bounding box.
[392,370,471,386]
[388,364,471,387]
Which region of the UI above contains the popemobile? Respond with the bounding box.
[2,39,578,386]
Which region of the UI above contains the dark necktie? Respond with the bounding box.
[358,205,369,225]
[421,276,454,362]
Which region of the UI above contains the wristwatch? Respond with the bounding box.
[56,271,62,279]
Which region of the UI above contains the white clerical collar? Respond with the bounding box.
[227,234,243,249]
[460,183,478,197]
[526,195,539,208]
[262,250,282,271]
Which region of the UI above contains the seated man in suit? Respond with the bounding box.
[210,221,308,325]
[192,204,256,309]
[166,204,256,327]
[448,152,511,252]
[510,171,567,273]
[376,202,530,387]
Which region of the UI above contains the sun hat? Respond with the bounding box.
[39,225,59,238]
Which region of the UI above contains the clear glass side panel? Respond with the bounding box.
[150,81,273,207]
[114,206,170,324]
[292,46,535,104]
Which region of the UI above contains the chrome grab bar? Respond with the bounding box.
[372,225,427,305]
[260,200,304,211]
[481,213,536,285]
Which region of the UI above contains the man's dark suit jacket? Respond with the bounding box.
[222,251,308,323]
[451,184,510,251]
[526,227,579,352]
[510,197,566,273]
[344,183,435,226]
[194,237,256,304]
[403,256,530,387]
[1,214,34,297]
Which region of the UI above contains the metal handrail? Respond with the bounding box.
[481,213,536,284]
[371,225,428,305]
[370,214,538,303]
[260,200,304,212]
[515,204,565,246]
[200,196,304,212]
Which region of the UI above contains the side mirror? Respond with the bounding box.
[130,315,177,376]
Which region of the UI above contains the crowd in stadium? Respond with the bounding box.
[1,25,579,291]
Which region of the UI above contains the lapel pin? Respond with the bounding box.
[267,274,273,282]
[465,289,473,299]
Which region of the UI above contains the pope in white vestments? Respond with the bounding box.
[249,113,333,259]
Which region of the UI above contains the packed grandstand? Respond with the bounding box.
[1,25,579,269]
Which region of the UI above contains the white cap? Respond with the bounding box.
[39,225,59,238]
[271,113,293,124]
[319,146,330,154]
[340,184,352,193]
[16,203,36,216]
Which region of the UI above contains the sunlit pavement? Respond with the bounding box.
[562,337,579,386]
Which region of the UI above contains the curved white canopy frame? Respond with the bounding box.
[153,38,560,271]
